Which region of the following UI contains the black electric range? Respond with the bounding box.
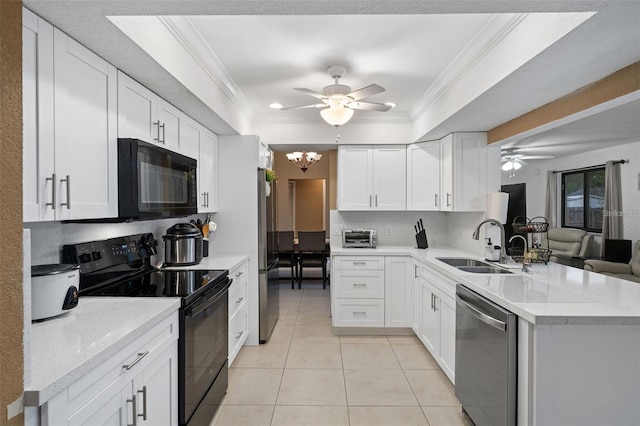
[63,233,230,426]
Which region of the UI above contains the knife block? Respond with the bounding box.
[415,229,428,249]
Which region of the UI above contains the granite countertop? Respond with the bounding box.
[24,298,180,407]
[331,245,640,325]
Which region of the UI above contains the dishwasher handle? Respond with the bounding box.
[457,295,506,331]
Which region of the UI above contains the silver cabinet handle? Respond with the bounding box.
[433,295,438,312]
[127,395,137,426]
[352,261,366,266]
[153,121,161,142]
[206,192,209,207]
[353,311,366,315]
[137,386,147,421]
[235,331,244,339]
[46,174,56,209]
[434,193,438,207]
[123,351,149,371]
[159,122,166,144]
[353,283,367,287]
[375,194,378,207]
[60,175,71,209]
[446,193,451,207]
[235,271,244,278]
[235,296,244,304]
[369,195,372,207]
[202,192,207,207]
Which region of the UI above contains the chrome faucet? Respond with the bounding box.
[472,219,508,264]
[508,235,531,273]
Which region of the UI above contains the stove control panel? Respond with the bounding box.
[63,233,157,274]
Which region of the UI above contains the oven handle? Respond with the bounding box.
[185,278,232,317]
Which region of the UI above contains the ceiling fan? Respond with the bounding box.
[281,65,392,126]
[500,148,554,175]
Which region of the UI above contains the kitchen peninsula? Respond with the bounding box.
[331,245,640,426]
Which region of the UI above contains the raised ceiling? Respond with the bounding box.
[22,0,640,157]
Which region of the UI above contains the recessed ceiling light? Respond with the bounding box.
[385,102,396,108]
[269,103,283,109]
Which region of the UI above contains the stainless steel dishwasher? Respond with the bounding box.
[455,284,517,426]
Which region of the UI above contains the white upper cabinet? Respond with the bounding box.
[338,145,406,211]
[23,9,117,222]
[440,132,487,212]
[117,71,181,152]
[23,9,54,222]
[407,141,440,211]
[180,115,218,213]
[53,29,118,220]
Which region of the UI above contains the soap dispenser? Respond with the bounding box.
[485,238,500,261]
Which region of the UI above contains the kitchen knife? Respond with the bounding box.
[420,218,425,231]
[415,225,419,233]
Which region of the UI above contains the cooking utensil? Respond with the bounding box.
[163,223,203,266]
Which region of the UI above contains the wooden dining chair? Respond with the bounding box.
[277,231,298,288]
[297,230,328,289]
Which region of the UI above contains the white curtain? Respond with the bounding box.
[600,161,623,257]
[544,171,557,227]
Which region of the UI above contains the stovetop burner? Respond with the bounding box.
[62,233,228,306]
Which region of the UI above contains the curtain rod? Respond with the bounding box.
[552,159,627,174]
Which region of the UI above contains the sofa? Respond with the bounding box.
[584,241,640,283]
[541,228,593,267]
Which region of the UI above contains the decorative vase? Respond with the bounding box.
[265,181,271,197]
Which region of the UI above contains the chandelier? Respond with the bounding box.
[286,151,323,173]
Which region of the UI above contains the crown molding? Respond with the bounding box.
[158,16,255,118]
[409,13,527,121]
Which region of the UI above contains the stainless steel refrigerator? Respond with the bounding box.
[258,168,279,343]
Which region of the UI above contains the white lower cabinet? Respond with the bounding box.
[228,260,249,365]
[413,261,456,383]
[331,255,411,329]
[42,311,179,426]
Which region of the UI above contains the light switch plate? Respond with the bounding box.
[333,225,343,235]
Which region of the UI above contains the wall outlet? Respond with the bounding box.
[386,226,393,235]
[333,225,343,236]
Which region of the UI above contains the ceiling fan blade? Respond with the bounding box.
[294,88,327,100]
[347,84,385,101]
[520,155,555,160]
[280,103,327,111]
[347,101,391,112]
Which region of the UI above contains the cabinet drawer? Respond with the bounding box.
[229,263,248,318]
[228,305,248,366]
[334,256,384,270]
[66,310,179,415]
[334,299,385,327]
[333,270,384,298]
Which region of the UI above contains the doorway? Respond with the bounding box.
[289,179,327,234]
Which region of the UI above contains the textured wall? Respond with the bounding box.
[0,0,25,424]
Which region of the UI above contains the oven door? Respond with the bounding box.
[180,280,229,425]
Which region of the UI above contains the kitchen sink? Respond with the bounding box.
[436,257,493,267]
[457,266,513,274]
[436,257,513,274]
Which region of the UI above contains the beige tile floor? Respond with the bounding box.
[210,279,473,426]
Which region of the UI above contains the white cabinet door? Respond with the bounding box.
[338,146,373,210]
[407,141,440,211]
[117,71,156,143]
[200,129,218,212]
[68,379,129,426]
[438,292,456,382]
[157,98,181,152]
[440,134,454,212]
[133,343,178,426]
[22,9,55,222]
[53,29,118,220]
[420,278,439,355]
[372,146,406,210]
[440,133,487,212]
[384,256,412,327]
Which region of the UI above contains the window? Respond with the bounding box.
[561,168,605,232]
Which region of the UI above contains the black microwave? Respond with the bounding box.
[117,138,197,221]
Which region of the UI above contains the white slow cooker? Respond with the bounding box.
[31,264,80,321]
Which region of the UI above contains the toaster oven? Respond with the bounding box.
[342,229,378,248]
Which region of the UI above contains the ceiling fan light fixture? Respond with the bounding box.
[286,150,323,173]
[320,105,354,127]
[269,102,283,109]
